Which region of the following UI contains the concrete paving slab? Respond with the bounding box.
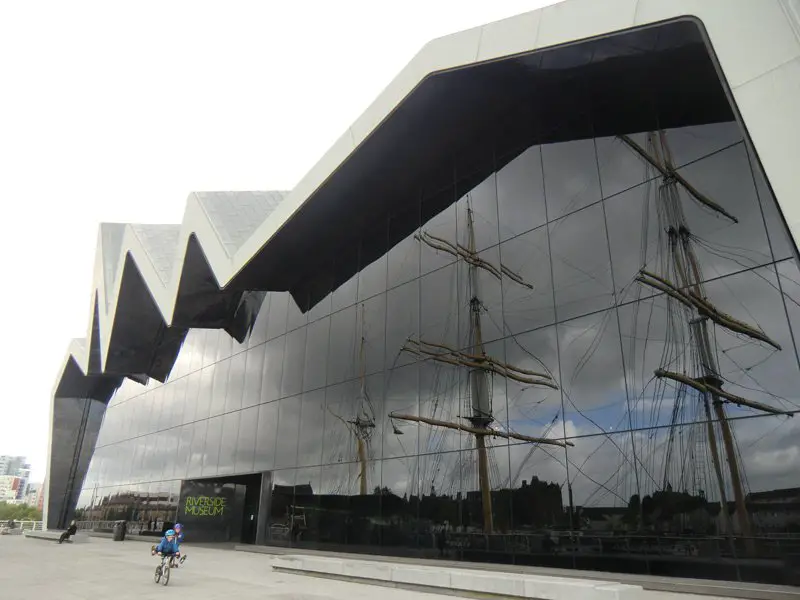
[0,534,457,600]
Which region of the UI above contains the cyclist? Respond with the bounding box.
[151,529,180,565]
[173,523,186,567]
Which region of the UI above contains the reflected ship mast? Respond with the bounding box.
[621,131,790,548]
[391,200,572,533]
[328,303,376,495]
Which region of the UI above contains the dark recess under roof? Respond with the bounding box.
[234,19,734,312]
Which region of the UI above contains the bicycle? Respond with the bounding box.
[153,553,177,586]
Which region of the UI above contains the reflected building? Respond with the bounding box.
[45,2,800,587]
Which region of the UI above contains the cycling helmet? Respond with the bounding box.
[174,523,182,530]
[166,529,176,537]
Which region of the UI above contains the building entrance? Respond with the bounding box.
[177,472,268,544]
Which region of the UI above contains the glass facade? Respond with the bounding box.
[73,117,800,584]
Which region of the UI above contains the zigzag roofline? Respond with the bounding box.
[54,0,800,400]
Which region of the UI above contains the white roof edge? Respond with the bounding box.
[57,0,800,395]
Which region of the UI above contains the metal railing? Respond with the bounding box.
[0,520,43,534]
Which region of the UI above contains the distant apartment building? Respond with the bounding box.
[0,456,32,501]
[0,455,26,476]
[0,475,22,502]
[23,483,42,508]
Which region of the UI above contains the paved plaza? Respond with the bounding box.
[0,535,456,600]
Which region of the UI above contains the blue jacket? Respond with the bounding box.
[156,537,180,554]
[175,531,184,546]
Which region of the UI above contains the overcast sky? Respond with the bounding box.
[0,1,559,482]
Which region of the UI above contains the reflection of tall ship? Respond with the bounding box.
[328,303,376,496]
[595,130,795,554]
[389,199,572,534]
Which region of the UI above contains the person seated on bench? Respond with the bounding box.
[59,520,78,544]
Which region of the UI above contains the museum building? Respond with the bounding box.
[45,0,800,586]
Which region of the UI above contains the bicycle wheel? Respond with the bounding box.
[161,563,170,586]
[153,565,161,584]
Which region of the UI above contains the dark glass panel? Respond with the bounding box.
[331,272,358,315]
[775,260,800,365]
[327,305,358,386]
[165,480,181,524]
[420,263,460,352]
[95,410,111,448]
[457,245,504,346]
[604,181,661,305]
[297,388,325,468]
[456,172,499,253]
[247,293,271,348]
[362,293,387,376]
[595,132,654,200]
[242,342,265,409]
[661,121,743,169]
[500,224,555,334]
[416,448,469,532]
[128,436,145,484]
[318,463,356,546]
[748,146,794,262]
[567,430,642,547]
[216,328,234,363]
[134,389,149,437]
[235,405,258,474]
[261,336,286,404]
[558,309,628,435]
[275,395,301,470]
[281,327,307,399]
[292,465,323,545]
[507,437,568,537]
[542,138,601,220]
[187,329,208,373]
[225,349,247,413]
[287,296,308,333]
[675,143,772,278]
[181,369,202,425]
[148,386,165,434]
[172,424,193,481]
[701,266,800,416]
[253,401,278,472]
[379,457,419,551]
[202,330,221,367]
[161,377,182,431]
[733,414,800,506]
[322,379,360,465]
[308,261,334,323]
[158,429,177,482]
[267,292,289,340]
[170,330,194,380]
[187,419,208,479]
[385,279,419,370]
[127,395,142,440]
[549,203,614,321]
[267,469,295,544]
[217,410,240,475]
[417,358,470,458]
[387,216,420,289]
[497,145,547,241]
[303,316,330,392]
[210,357,231,418]
[359,249,388,304]
[420,199,457,276]
[194,364,215,422]
[201,416,223,477]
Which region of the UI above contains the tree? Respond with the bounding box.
[0,502,43,522]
